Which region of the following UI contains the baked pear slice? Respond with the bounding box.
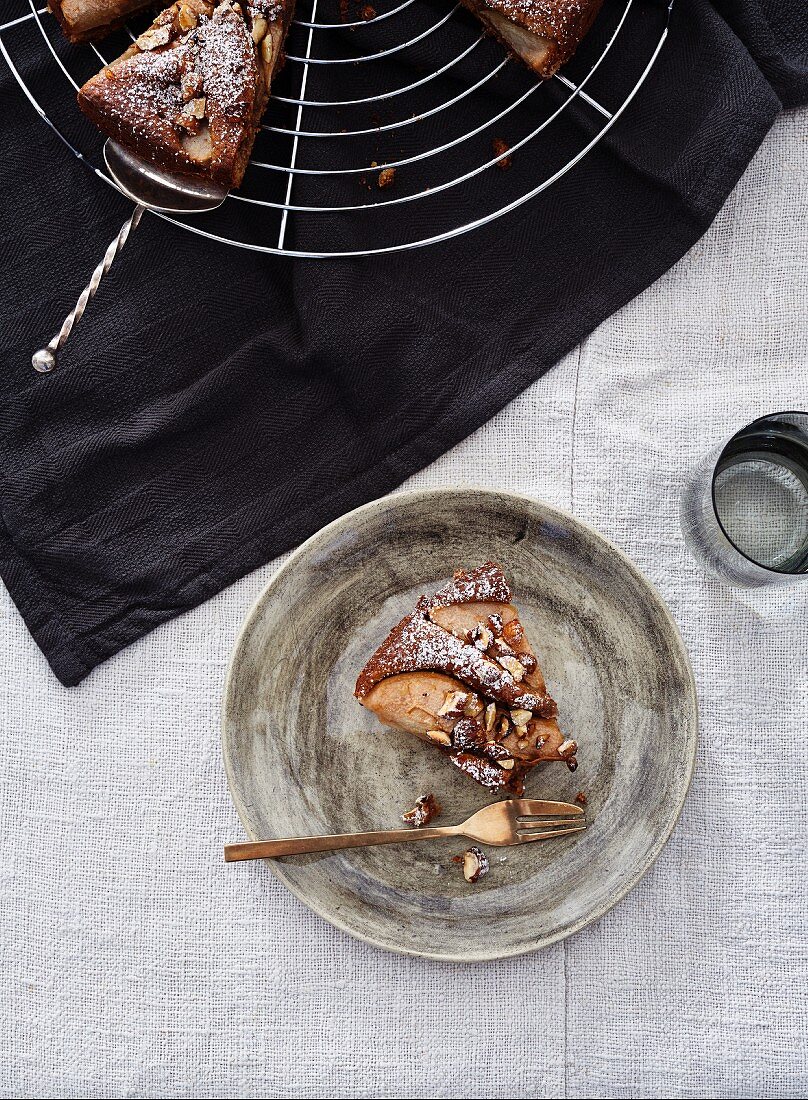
[460,0,604,80]
[50,0,155,43]
[355,563,577,793]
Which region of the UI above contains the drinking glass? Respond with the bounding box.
[680,411,808,587]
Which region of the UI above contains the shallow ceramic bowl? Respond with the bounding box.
[222,488,697,961]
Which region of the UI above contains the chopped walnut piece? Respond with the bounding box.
[482,740,512,763]
[489,637,515,659]
[453,846,489,883]
[377,167,396,189]
[483,702,497,734]
[496,713,510,738]
[557,739,577,758]
[502,618,523,644]
[185,97,206,119]
[402,793,441,827]
[438,690,469,718]
[472,622,494,651]
[497,654,525,682]
[463,694,484,718]
[178,2,198,30]
[180,71,203,101]
[492,137,512,170]
[575,791,588,806]
[251,14,268,41]
[426,729,452,746]
[509,708,532,727]
[137,24,172,50]
[498,758,515,770]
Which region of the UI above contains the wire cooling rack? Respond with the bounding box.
[1,0,672,260]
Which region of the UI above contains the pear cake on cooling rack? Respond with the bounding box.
[76,0,293,188]
[355,562,578,794]
[54,0,605,188]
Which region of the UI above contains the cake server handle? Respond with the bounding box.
[31,204,145,373]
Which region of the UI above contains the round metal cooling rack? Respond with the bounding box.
[1,0,671,367]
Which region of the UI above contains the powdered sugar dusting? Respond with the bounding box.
[355,589,553,713]
[84,2,255,136]
[249,0,284,19]
[481,0,596,45]
[197,4,254,115]
[429,562,512,609]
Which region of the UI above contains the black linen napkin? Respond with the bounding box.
[0,0,805,685]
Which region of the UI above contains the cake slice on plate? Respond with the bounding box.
[77,0,293,189]
[355,562,577,794]
[50,0,155,43]
[461,0,604,79]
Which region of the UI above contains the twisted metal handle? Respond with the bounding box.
[32,204,145,373]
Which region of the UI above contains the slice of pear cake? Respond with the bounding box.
[355,562,577,794]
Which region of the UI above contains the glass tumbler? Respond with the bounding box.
[680,411,808,587]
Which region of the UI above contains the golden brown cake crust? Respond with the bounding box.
[77,0,293,189]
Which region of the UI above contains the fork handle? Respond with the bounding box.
[224,825,460,862]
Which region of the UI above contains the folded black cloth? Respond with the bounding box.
[0,0,805,685]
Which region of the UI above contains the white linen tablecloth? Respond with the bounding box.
[1,109,806,1099]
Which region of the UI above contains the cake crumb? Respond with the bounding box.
[492,137,512,170]
[575,790,588,806]
[377,167,396,189]
[402,793,441,828]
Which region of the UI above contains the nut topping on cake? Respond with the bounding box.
[354,562,577,793]
[502,618,523,644]
[77,0,294,189]
[509,708,532,726]
[496,653,525,682]
[136,24,172,50]
[437,690,470,718]
[483,702,497,733]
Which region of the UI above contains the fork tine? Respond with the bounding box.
[512,798,585,818]
[517,825,587,843]
[518,817,584,831]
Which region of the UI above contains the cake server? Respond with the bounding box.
[32,139,227,373]
[223,798,586,862]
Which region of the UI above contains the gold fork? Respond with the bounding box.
[223,798,585,862]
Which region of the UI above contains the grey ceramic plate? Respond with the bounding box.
[222,489,698,961]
